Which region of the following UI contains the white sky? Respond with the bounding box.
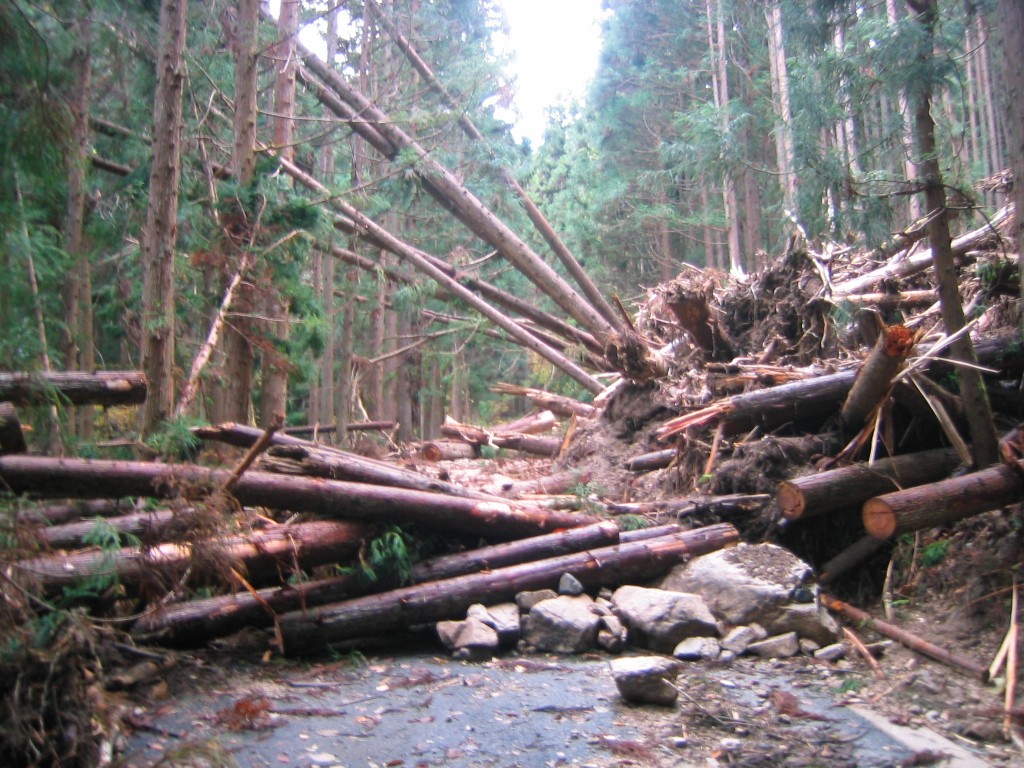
[495,0,607,146]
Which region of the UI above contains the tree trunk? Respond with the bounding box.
[908,0,999,468]
[15,519,368,597]
[0,371,147,406]
[997,0,1024,325]
[276,524,740,654]
[839,324,914,431]
[132,521,622,646]
[139,0,188,436]
[766,2,797,216]
[0,402,27,455]
[777,445,963,521]
[862,461,1024,539]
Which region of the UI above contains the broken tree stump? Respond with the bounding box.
[276,523,740,654]
[0,402,27,455]
[15,519,369,597]
[133,521,624,646]
[0,456,598,539]
[840,324,915,431]
[862,461,1024,539]
[777,446,964,521]
[0,371,147,406]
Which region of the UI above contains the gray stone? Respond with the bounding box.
[718,649,737,664]
[764,602,840,646]
[799,638,821,655]
[813,643,847,662]
[658,543,813,626]
[720,624,767,654]
[597,628,626,653]
[611,586,719,653]
[673,636,721,661]
[521,595,601,653]
[746,632,800,659]
[436,616,500,660]
[609,656,681,706]
[476,602,521,646]
[558,572,585,596]
[516,589,558,612]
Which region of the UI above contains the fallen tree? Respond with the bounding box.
[0,371,147,406]
[276,523,740,654]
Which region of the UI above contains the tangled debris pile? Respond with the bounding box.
[2,203,1024,764]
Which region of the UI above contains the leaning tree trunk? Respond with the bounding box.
[138,0,188,436]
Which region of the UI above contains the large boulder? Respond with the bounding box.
[611,586,718,653]
[609,656,681,706]
[657,543,813,626]
[521,595,601,653]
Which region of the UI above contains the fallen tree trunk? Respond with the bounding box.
[132,520,624,645]
[16,498,136,526]
[417,441,478,462]
[276,523,740,655]
[862,461,1024,539]
[492,409,558,435]
[0,402,27,454]
[0,456,598,539]
[626,448,678,473]
[283,421,396,436]
[36,507,192,550]
[15,519,369,596]
[777,446,963,521]
[657,370,856,439]
[0,371,147,406]
[603,494,771,518]
[441,418,563,457]
[195,423,491,500]
[489,383,599,420]
[500,470,591,498]
[840,324,915,431]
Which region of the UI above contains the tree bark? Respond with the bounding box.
[489,384,599,420]
[0,371,147,406]
[997,0,1024,327]
[908,0,998,467]
[777,446,963,521]
[839,324,915,431]
[0,402,27,455]
[133,521,622,646]
[15,519,368,597]
[0,456,598,539]
[276,524,740,654]
[139,0,188,436]
[862,460,1024,539]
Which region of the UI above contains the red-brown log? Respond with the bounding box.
[277,524,740,654]
[822,594,988,680]
[492,409,557,435]
[132,521,623,645]
[0,456,599,539]
[282,421,397,436]
[15,519,368,596]
[818,536,889,584]
[0,371,147,406]
[36,508,195,550]
[862,461,1024,539]
[626,448,678,472]
[840,324,915,431]
[500,470,592,498]
[0,402,27,455]
[777,446,963,521]
[418,440,478,462]
[15,498,136,526]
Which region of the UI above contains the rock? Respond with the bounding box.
[764,602,840,646]
[436,616,500,660]
[799,638,821,655]
[558,572,585,596]
[673,636,721,661]
[611,586,719,653]
[472,602,521,647]
[521,595,601,653]
[597,614,628,652]
[658,543,813,626]
[720,624,767,654]
[813,643,847,662]
[718,649,737,664]
[746,632,800,659]
[516,589,558,613]
[609,656,681,706]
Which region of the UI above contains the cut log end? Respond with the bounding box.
[862,497,897,539]
[776,481,805,520]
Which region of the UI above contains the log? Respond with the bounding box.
[15,498,136,526]
[417,440,478,462]
[283,421,397,436]
[626,448,678,473]
[603,494,771,518]
[132,521,624,645]
[489,383,599,419]
[440,418,563,457]
[0,456,599,540]
[37,508,195,550]
[840,324,915,431]
[818,536,889,584]
[492,409,557,435]
[196,423,489,500]
[862,461,1024,539]
[276,523,740,654]
[15,519,369,596]
[777,446,963,521]
[821,594,989,681]
[657,370,856,439]
[0,402,27,454]
[500,470,591,498]
[0,371,147,406]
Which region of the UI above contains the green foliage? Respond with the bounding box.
[921,539,950,567]
[144,416,204,461]
[358,526,415,586]
[617,515,650,532]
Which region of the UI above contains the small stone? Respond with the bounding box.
[719,737,742,752]
[746,632,800,659]
[813,643,847,662]
[670,736,688,748]
[609,655,681,706]
[597,628,626,653]
[673,636,721,661]
[718,649,737,665]
[721,625,762,654]
[516,589,558,612]
[558,572,585,596]
[799,638,821,655]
